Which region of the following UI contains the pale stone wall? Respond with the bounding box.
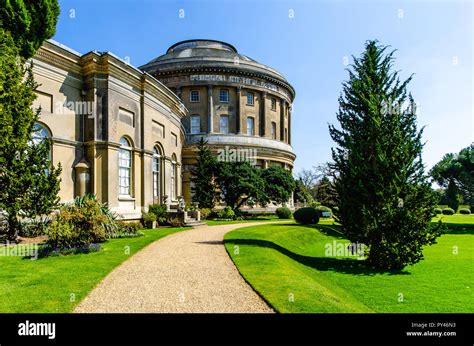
[31,40,187,219]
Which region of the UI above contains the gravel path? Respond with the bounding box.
[74,222,274,313]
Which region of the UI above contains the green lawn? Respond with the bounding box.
[204,216,279,226]
[0,227,183,313]
[224,215,474,313]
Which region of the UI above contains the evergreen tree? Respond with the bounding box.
[217,161,266,211]
[260,166,295,205]
[294,179,313,204]
[190,138,219,208]
[328,40,442,270]
[314,176,336,208]
[0,0,60,59]
[0,29,62,240]
[430,144,474,210]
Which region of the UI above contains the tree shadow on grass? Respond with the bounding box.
[225,238,410,276]
[441,223,474,235]
[266,222,346,239]
[195,240,223,245]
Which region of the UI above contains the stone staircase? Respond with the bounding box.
[184,217,206,227]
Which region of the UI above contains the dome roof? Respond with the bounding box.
[139,39,294,99]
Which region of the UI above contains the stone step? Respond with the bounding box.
[184,221,206,227]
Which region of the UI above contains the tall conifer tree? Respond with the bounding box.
[0,0,61,240]
[190,138,219,208]
[329,40,442,269]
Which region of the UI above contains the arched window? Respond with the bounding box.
[32,123,52,173]
[152,146,162,200]
[119,137,132,196]
[32,123,50,145]
[171,154,178,200]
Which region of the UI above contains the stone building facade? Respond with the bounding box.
[140,40,296,205]
[31,39,295,218]
[32,40,186,219]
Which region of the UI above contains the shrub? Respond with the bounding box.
[459,209,471,215]
[18,218,51,237]
[45,221,76,249]
[293,207,319,224]
[38,243,102,258]
[142,212,157,229]
[442,208,455,215]
[210,209,222,219]
[119,221,143,232]
[185,204,197,211]
[275,207,292,219]
[111,221,144,238]
[217,206,235,220]
[434,208,442,215]
[59,200,107,241]
[168,216,184,227]
[149,204,168,225]
[44,195,120,250]
[143,212,157,222]
[71,194,119,238]
[199,208,212,220]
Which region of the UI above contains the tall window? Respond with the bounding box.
[171,154,178,199]
[219,115,229,134]
[190,115,200,134]
[246,117,254,136]
[271,122,277,139]
[190,90,200,102]
[152,146,161,199]
[246,92,254,105]
[219,89,229,103]
[119,137,132,195]
[32,123,50,145]
[271,98,277,111]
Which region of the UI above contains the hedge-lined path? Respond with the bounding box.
[74,222,275,313]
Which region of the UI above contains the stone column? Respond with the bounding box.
[280,99,285,141]
[74,159,90,197]
[260,91,266,137]
[207,85,214,133]
[236,86,241,134]
[288,104,292,145]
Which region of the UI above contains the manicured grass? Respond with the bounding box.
[204,216,280,226]
[0,227,183,313]
[224,216,474,313]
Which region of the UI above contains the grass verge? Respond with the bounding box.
[224,216,474,312]
[0,227,184,312]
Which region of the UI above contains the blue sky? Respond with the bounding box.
[54,0,473,173]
